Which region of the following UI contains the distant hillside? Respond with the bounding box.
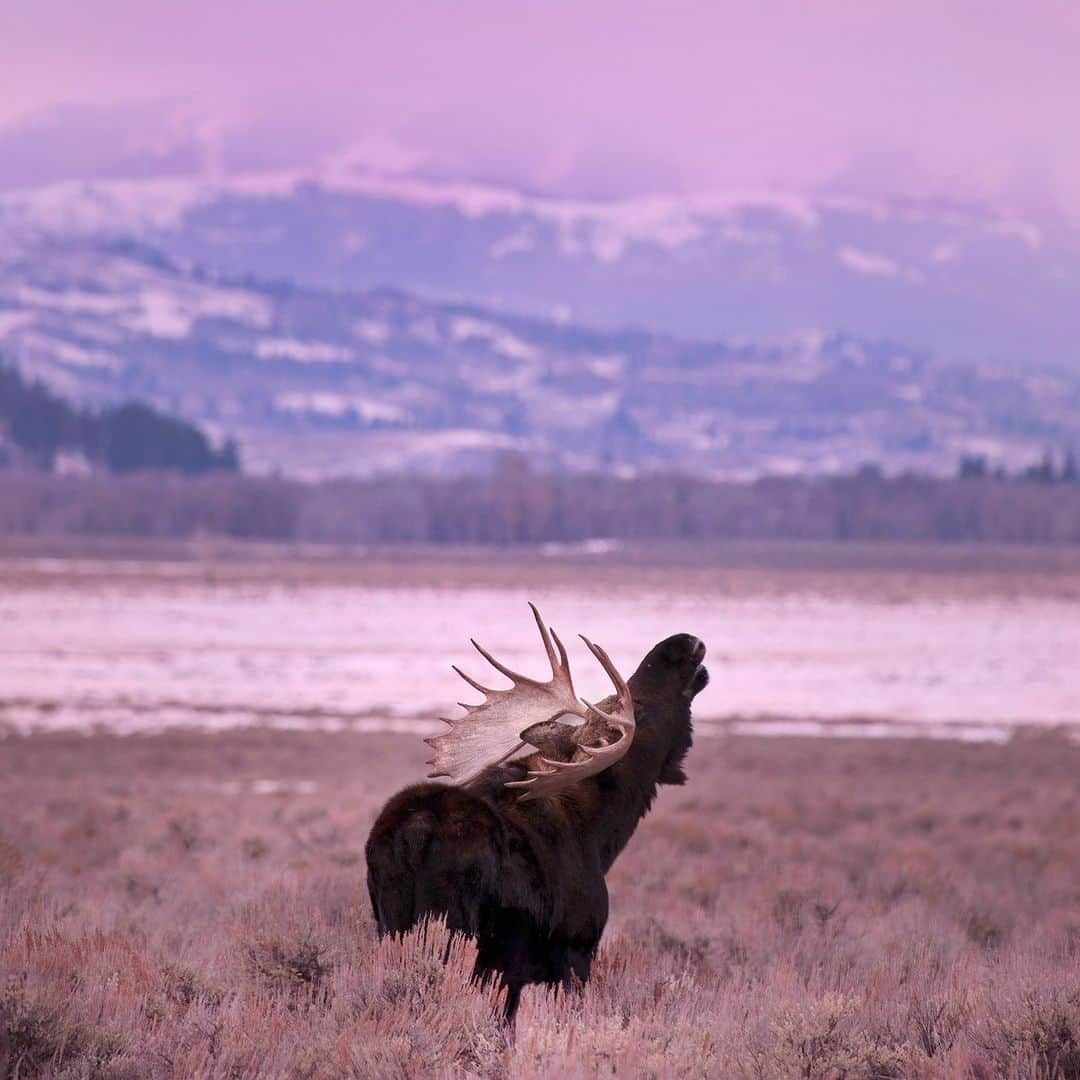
[0,234,1077,480]
[3,174,1079,374]
[0,362,239,475]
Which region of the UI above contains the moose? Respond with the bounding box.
[365,603,709,1017]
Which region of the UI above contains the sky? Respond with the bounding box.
[2,0,1078,217]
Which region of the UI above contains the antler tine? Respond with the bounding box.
[428,604,635,793]
[528,602,561,677]
[579,636,629,696]
[550,627,570,672]
[527,603,578,701]
[578,636,633,723]
[506,727,633,800]
[427,603,588,785]
[470,638,535,685]
[549,629,577,700]
[506,633,636,801]
[452,664,494,695]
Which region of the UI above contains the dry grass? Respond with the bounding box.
[4,536,1080,602]
[1,728,1079,1078]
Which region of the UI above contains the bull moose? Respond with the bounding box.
[365,604,709,1017]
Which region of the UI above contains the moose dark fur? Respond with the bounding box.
[365,630,709,1017]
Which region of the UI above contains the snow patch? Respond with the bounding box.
[987,219,1042,250]
[5,574,1076,735]
[540,538,623,557]
[0,177,209,233]
[450,316,537,360]
[587,354,626,379]
[929,241,961,264]
[0,310,34,336]
[353,319,390,345]
[256,338,354,364]
[252,779,318,796]
[837,246,899,277]
[53,450,94,477]
[550,198,703,261]
[275,391,403,423]
[122,286,271,339]
[840,340,866,365]
[194,287,273,328]
[124,290,192,338]
[22,332,121,370]
[16,285,127,315]
[490,226,536,259]
[15,278,271,340]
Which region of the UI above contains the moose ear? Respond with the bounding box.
[658,759,688,786]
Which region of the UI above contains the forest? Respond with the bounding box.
[2,455,1079,545]
[0,364,239,476]
[4,361,1079,546]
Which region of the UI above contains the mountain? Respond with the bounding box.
[1,233,1076,479]
[2,173,1079,375]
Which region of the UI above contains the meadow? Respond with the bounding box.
[2,727,1079,1078]
[3,540,1079,740]
[1,541,1079,1077]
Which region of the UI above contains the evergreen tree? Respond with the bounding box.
[958,454,988,479]
[0,360,241,476]
[1063,448,1079,485]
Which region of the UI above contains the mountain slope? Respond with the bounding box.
[3,174,1079,374]
[1,233,1076,479]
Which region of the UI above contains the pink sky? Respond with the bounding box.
[2,0,1078,215]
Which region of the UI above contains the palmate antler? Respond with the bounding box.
[425,603,636,801]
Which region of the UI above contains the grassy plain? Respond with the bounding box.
[2,727,1079,1078]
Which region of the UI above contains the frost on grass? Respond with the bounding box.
[1,728,1080,1077]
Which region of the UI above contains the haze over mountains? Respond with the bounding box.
[1,173,1078,478]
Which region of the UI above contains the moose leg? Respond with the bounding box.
[475,905,547,1020]
[547,876,605,995]
[560,943,594,989]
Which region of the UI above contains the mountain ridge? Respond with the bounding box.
[2,172,1078,375]
[1,231,1076,480]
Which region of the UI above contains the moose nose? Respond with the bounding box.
[656,633,706,667]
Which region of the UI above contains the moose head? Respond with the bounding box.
[426,602,707,798]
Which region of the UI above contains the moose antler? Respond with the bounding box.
[425,604,636,800]
[506,636,635,802]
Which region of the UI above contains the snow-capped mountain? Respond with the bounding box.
[2,173,1078,376]
[1,233,1076,478]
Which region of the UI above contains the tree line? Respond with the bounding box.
[0,364,239,475]
[958,450,1079,485]
[2,455,1079,545]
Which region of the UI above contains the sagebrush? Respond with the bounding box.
[1,728,1078,1078]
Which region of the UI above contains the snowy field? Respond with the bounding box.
[2,545,1078,741]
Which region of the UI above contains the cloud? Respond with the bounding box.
[0,103,205,190]
[321,135,434,183]
[0,102,343,192]
[1,1,1078,217]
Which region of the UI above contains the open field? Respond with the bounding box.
[3,540,1079,741]
[2,541,1078,1075]
[2,728,1079,1077]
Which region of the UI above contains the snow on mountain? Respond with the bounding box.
[1,234,1076,479]
[3,173,1078,376]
